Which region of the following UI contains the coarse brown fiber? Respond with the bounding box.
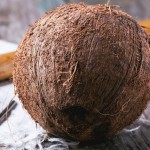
[13,3,150,141]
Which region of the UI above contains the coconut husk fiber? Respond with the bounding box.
[13,3,150,142]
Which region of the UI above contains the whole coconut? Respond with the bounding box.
[13,3,150,141]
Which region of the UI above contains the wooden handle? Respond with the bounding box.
[0,51,15,81]
[139,20,150,35]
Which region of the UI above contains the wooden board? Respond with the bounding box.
[0,40,17,80]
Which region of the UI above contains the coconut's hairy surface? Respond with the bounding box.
[13,3,150,141]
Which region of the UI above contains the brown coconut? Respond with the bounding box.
[13,3,150,141]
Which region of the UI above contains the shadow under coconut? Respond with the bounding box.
[40,112,150,150]
[0,79,12,86]
[39,105,150,149]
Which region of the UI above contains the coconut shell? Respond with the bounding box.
[13,3,150,141]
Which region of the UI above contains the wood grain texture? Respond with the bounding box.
[0,51,15,80]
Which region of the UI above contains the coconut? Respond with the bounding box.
[13,3,150,141]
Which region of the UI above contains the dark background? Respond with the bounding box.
[0,0,150,43]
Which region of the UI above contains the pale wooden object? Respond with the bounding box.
[139,20,150,35]
[0,51,15,80]
[0,40,17,80]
